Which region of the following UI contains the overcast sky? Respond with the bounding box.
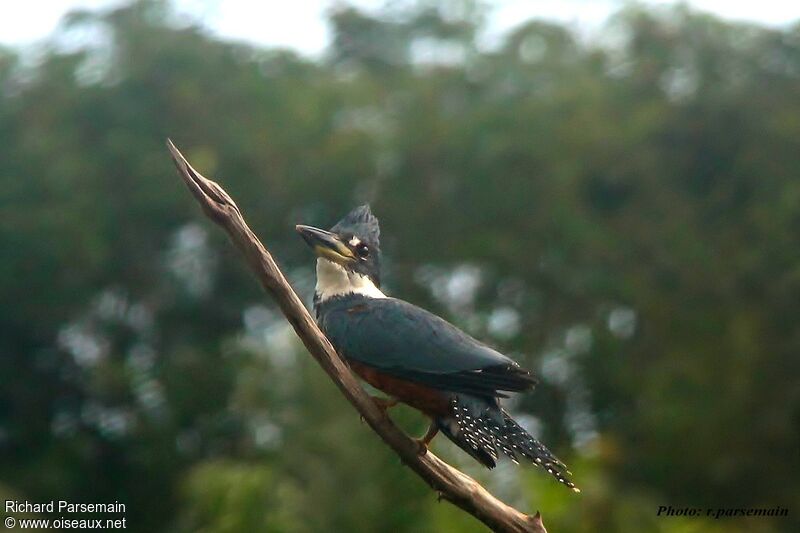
[2,1,798,56]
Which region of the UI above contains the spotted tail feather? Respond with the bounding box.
[440,395,579,492]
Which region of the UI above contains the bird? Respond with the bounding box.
[296,205,578,492]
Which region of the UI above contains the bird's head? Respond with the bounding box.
[296,205,382,291]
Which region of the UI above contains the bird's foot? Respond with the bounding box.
[413,438,431,456]
[371,396,398,417]
[413,422,439,456]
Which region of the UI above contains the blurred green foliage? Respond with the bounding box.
[0,1,798,531]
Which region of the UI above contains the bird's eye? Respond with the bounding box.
[355,243,370,258]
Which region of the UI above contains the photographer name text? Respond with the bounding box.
[6,500,125,514]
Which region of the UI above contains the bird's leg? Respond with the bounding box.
[371,395,398,416]
[360,396,398,423]
[414,420,439,456]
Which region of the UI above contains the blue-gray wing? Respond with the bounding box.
[318,297,536,397]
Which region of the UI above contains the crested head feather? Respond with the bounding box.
[331,204,380,248]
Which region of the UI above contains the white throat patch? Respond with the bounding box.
[315,258,386,301]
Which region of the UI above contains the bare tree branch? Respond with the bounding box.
[167,139,548,533]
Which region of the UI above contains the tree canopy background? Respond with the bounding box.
[0,1,798,531]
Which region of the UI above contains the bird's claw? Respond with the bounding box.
[371,395,398,418]
[413,438,429,456]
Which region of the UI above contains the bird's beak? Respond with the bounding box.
[295,224,356,264]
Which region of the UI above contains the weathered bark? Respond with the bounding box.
[167,139,548,532]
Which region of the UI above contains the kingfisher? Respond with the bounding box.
[296,205,577,491]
